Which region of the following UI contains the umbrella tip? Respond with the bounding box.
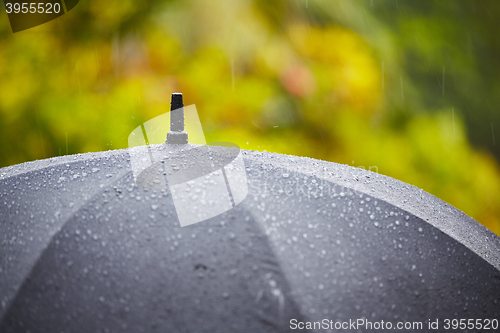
[171,92,183,110]
[166,93,188,144]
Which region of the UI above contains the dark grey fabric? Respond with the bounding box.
[1,144,499,332]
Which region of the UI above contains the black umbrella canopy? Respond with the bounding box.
[1,142,500,332]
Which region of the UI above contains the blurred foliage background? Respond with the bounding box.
[0,0,499,235]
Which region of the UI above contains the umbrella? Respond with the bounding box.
[1,95,499,332]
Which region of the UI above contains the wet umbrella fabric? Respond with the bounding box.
[0,144,499,332]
